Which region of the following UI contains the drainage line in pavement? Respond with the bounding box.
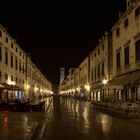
[30,97,53,140]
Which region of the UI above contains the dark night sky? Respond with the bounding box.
[0,0,126,84]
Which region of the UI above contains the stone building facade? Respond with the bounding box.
[60,0,140,107]
[0,25,52,102]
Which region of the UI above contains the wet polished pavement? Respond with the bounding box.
[0,97,52,140]
[0,112,44,140]
[41,96,140,140]
[0,96,140,140]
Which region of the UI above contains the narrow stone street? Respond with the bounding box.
[0,112,44,140]
[0,97,52,140]
[0,96,140,140]
[40,96,140,140]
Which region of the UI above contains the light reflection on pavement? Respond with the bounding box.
[0,111,44,140]
[41,96,140,140]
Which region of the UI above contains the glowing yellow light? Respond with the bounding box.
[7,79,16,86]
[102,79,108,85]
[34,86,38,92]
[25,84,30,90]
[76,87,80,92]
[7,79,12,85]
[11,81,16,85]
[85,84,90,91]
[27,85,30,89]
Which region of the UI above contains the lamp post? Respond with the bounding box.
[102,78,109,102]
[24,84,30,100]
[102,79,108,85]
[85,84,90,100]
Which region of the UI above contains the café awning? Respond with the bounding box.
[108,70,140,86]
[0,83,4,88]
[103,70,140,89]
[0,82,23,90]
[90,83,103,90]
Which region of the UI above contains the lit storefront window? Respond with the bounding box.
[116,89,122,100]
[15,91,18,99]
[97,91,101,101]
[19,91,22,99]
[136,85,140,101]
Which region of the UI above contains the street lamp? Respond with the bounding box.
[11,81,16,86]
[102,78,109,102]
[85,84,90,91]
[27,84,30,90]
[34,86,38,92]
[7,79,16,86]
[76,87,80,92]
[24,83,30,90]
[102,79,108,85]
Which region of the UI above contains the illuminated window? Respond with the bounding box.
[15,91,18,99]
[116,89,122,100]
[136,85,140,101]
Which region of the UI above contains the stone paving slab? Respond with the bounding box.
[0,111,44,140]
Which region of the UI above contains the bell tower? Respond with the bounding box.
[60,68,65,85]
